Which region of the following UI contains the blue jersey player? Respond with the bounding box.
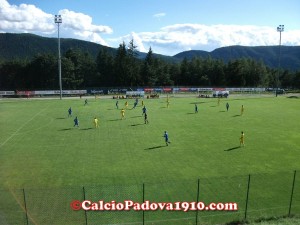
[68,107,72,117]
[133,101,138,109]
[142,106,147,115]
[163,131,170,146]
[74,116,79,127]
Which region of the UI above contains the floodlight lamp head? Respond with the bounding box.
[277,24,284,32]
[55,15,62,23]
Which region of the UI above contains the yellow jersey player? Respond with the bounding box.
[240,131,245,147]
[121,109,125,119]
[241,105,244,115]
[166,95,170,108]
[94,117,99,128]
[125,101,128,108]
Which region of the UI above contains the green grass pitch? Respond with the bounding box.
[0,95,299,224]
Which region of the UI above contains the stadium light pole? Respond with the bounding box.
[55,15,63,100]
[276,24,284,96]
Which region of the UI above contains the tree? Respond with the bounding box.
[188,57,203,85]
[96,49,115,86]
[267,68,278,88]
[114,42,128,86]
[61,57,77,89]
[210,59,226,86]
[0,60,27,90]
[154,58,173,86]
[141,47,157,86]
[226,59,247,87]
[63,49,95,88]
[179,58,191,85]
[26,54,57,89]
[280,70,294,89]
[169,63,181,86]
[127,39,141,86]
[79,52,98,88]
[293,71,300,89]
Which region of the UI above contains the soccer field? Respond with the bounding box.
[0,95,299,224]
[1,95,299,187]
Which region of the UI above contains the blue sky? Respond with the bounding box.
[1,0,300,55]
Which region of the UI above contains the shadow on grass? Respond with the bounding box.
[108,119,121,122]
[56,117,66,120]
[145,145,167,150]
[130,115,143,118]
[224,146,240,151]
[190,102,206,104]
[287,96,299,99]
[58,128,71,131]
[225,220,246,225]
[253,215,292,224]
[131,123,144,127]
[233,114,241,117]
[80,127,93,130]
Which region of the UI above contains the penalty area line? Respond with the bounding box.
[0,105,50,148]
[9,188,39,225]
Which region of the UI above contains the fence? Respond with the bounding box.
[0,171,298,225]
[1,87,271,97]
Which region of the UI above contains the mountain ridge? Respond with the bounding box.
[173,45,300,70]
[0,33,299,70]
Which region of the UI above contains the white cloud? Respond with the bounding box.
[59,9,112,34]
[73,31,108,46]
[0,0,54,33]
[153,13,166,18]
[1,0,300,56]
[0,0,113,45]
[107,32,147,53]
[109,24,300,56]
[129,32,147,53]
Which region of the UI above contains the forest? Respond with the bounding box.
[1,39,300,90]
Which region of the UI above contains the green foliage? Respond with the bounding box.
[96,48,115,86]
[127,39,141,86]
[1,33,300,89]
[26,54,57,89]
[0,59,27,89]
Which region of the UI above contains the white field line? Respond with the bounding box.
[13,118,55,135]
[0,106,49,148]
[9,189,39,225]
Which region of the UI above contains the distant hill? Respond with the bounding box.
[0,33,299,70]
[0,33,116,60]
[0,33,177,63]
[174,45,300,71]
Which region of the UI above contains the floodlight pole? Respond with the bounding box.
[55,15,62,100]
[276,24,284,96]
